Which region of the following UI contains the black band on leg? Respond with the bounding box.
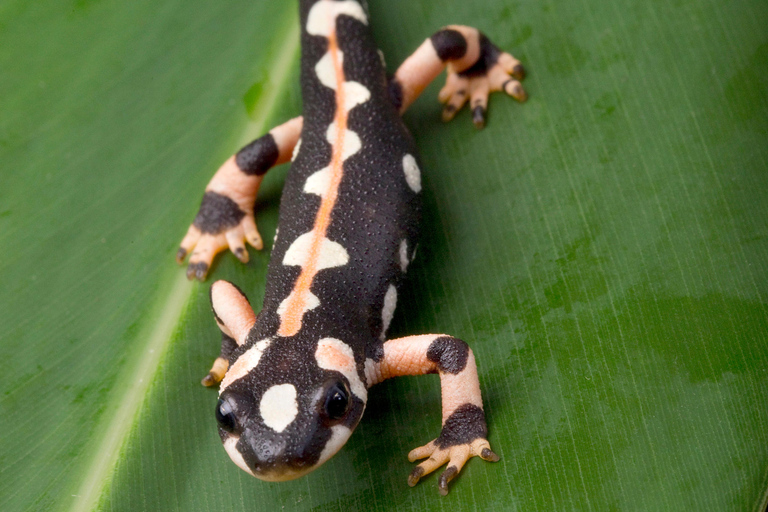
[436,404,487,449]
[426,336,470,374]
[457,33,501,78]
[235,133,279,176]
[193,191,246,234]
[430,29,468,61]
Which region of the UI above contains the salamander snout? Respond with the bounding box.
[216,375,365,481]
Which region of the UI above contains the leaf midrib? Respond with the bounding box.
[67,13,300,512]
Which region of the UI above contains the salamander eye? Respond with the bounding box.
[323,381,350,421]
[215,397,237,433]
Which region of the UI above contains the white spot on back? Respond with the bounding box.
[315,337,367,400]
[402,154,421,193]
[223,435,255,476]
[306,0,368,37]
[313,50,369,110]
[260,383,299,433]
[326,122,361,160]
[304,166,332,197]
[342,81,371,111]
[314,51,340,89]
[399,239,409,272]
[219,338,272,393]
[380,285,397,340]
[283,231,349,270]
[277,289,320,322]
[317,238,349,269]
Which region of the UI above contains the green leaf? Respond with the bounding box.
[2,0,767,511]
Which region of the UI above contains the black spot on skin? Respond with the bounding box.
[387,77,404,111]
[430,29,468,61]
[193,191,245,234]
[426,336,469,374]
[458,33,502,78]
[235,133,279,176]
[176,247,187,261]
[444,104,456,113]
[512,64,525,80]
[436,404,487,449]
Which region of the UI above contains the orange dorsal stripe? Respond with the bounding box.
[278,31,347,338]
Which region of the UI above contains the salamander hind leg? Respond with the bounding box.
[366,334,499,495]
[177,116,303,280]
[391,26,527,129]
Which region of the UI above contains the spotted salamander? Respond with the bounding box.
[176,0,526,495]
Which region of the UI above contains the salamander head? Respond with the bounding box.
[215,338,367,481]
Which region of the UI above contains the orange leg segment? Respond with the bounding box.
[366,334,499,495]
[177,116,303,280]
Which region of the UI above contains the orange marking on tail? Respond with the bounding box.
[278,31,349,338]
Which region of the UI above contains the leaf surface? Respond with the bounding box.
[1,0,767,511]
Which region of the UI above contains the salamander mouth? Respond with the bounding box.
[223,437,323,482]
[219,420,356,481]
[249,464,319,482]
[219,424,328,479]
[215,366,367,480]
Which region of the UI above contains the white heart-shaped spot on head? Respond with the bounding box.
[260,383,299,433]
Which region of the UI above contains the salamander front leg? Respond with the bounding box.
[177,116,303,280]
[366,335,498,495]
[390,26,526,128]
[200,280,256,386]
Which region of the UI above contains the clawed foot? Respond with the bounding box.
[201,356,229,387]
[177,190,263,281]
[407,437,499,495]
[439,35,526,128]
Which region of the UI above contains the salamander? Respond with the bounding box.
[176,0,526,495]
